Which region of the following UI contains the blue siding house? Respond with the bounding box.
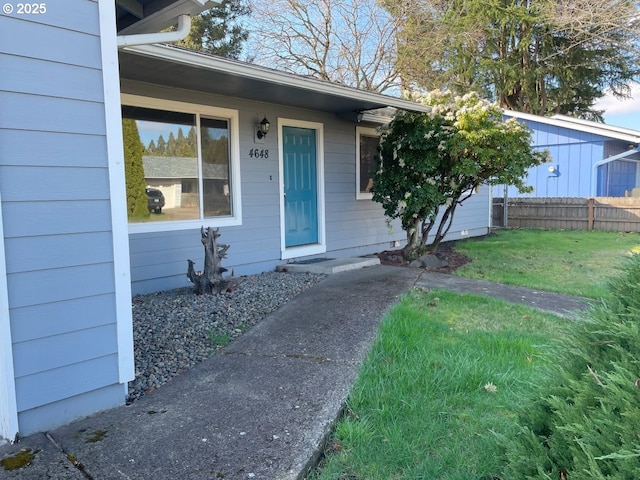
[497,111,640,198]
[0,0,492,440]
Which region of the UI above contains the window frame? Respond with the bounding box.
[356,126,379,200]
[122,94,242,233]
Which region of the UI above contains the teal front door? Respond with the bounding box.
[283,126,318,247]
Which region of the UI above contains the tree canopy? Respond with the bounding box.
[245,0,400,92]
[372,91,547,255]
[177,0,251,58]
[385,0,640,119]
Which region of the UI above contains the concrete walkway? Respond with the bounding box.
[0,265,589,480]
[415,271,590,319]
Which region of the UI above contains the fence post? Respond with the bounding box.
[503,185,508,228]
[588,198,595,231]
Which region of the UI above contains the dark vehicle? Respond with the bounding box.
[146,188,165,214]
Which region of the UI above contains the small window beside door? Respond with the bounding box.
[356,126,380,200]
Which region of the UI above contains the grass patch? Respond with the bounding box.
[210,331,231,347]
[310,289,569,480]
[453,229,640,298]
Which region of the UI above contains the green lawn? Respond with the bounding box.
[310,290,569,480]
[453,229,640,298]
[309,229,639,479]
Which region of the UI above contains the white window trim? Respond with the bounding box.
[356,126,378,200]
[121,94,242,234]
[278,118,326,260]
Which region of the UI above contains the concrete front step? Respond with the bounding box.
[277,256,380,274]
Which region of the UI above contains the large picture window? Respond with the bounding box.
[121,95,240,231]
[356,126,380,200]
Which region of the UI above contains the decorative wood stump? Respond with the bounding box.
[187,227,241,294]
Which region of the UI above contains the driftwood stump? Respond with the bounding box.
[187,227,241,294]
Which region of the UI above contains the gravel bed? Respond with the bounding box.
[128,271,327,403]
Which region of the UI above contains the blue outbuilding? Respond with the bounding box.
[497,111,640,198]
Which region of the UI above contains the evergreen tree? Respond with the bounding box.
[386,0,640,119]
[146,139,156,154]
[122,119,149,218]
[167,131,177,156]
[187,126,197,147]
[177,0,250,59]
[502,253,640,478]
[156,134,167,155]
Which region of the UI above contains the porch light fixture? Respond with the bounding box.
[548,165,560,177]
[257,116,270,139]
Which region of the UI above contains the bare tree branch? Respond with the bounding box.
[245,0,400,93]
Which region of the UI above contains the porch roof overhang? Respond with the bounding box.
[116,0,217,34]
[118,44,430,116]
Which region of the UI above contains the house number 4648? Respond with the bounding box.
[249,149,269,159]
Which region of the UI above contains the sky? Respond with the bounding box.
[594,83,640,131]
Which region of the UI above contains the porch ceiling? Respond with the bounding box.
[116,0,217,34]
[118,44,430,116]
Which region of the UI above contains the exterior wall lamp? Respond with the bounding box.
[257,117,270,140]
[548,165,560,177]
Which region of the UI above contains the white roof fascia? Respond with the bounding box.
[122,44,431,114]
[550,114,640,138]
[504,109,640,144]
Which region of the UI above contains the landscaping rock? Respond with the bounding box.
[409,254,449,269]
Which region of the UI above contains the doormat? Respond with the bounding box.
[290,257,335,265]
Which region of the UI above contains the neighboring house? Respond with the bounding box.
[497,111,640,198]
[0,0,491,440]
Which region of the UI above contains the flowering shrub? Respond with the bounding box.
[371,90,547,255]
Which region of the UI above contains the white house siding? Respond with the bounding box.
[0,1,127,435]
[122,81,491,295]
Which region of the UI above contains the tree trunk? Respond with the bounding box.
[187,226,234,294]
[403,218,422,259]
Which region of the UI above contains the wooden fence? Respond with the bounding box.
[493,197,640,233]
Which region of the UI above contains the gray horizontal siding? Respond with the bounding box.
[0,92,106,135]
[10,294,116,343]
[0,13,101,68]
[4,232,114,273]
[1,55,104,102]
[123,81,490,294]
[12,324,117,378]
[0,0,99,35]
[2,200,113,237]
[2,4,124,436]
[18,383,123,438]
[8,263,115,308]
[0,129,108,167]
[15,354,119,411]
[0,166,110,201]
